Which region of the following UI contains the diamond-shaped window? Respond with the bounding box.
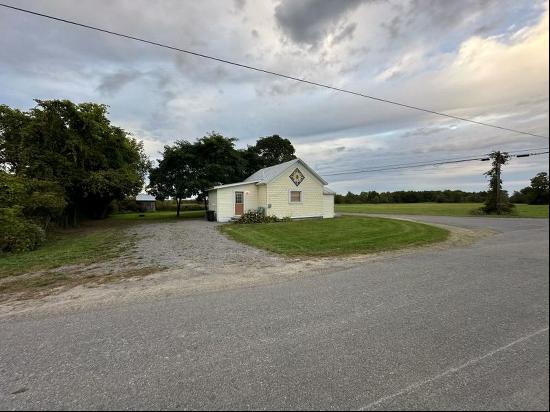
[289,168,305,186]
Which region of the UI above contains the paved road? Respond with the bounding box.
[1,216,548,410]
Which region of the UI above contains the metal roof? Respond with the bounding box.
[207,159,329,192]
[244,158,328,185]
[136,193,156,202]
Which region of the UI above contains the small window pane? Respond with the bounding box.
[235,192,243,203]
[290,191,302,202]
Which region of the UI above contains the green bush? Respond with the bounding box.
[235,209,287,224]
[0,208,46,253]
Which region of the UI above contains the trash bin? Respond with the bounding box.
[206,210,216,221]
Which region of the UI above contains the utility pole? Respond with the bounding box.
[484,150,511,215]
[495,154,501,215]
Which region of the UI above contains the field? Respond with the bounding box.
[220,216,449,256]
[335,203,549,218]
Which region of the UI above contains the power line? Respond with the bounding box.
[1,3,548,140]
[321,150,549,177]
[317,147,549,175]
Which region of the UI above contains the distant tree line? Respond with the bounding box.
[1,100,149,252]
[148,133,296,216]
[335,190,488,204]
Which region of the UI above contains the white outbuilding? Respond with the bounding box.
[135,193,156,212]
[207,158,335,222]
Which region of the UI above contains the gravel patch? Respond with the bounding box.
[124,220,287,272]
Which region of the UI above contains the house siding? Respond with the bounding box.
[257,184,267,210]
[323,194,334,218]
[266,164,324,218]
[212,183,259,222]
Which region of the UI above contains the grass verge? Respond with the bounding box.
[335,203,549,218]
[220,216,449,256]
[0,226,125,278]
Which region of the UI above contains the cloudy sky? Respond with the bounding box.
[0,0,548,193]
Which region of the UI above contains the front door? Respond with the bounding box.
[234,191,244,215]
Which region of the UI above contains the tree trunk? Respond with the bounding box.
[71,206,79,227]
[203,197,208,211]
[176,198,181,218]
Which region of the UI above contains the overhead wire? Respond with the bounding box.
[320,150,549,178]
[316,147,549,175]
[0,2,548,140]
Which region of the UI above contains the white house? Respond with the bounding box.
[207,158,335,222]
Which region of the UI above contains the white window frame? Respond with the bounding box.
[288,190,303,203]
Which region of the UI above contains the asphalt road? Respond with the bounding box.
[1,216,548,410]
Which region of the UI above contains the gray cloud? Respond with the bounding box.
[383,0,539,44]
[97,70,142,96]
[233,0,246,11]
[274,0,367,46]
[0,0,547,194]
[332,22,358,45]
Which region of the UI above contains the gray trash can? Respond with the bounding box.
[206,210,216,221]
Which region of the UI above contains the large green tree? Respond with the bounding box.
[242,134,296,176]
[527,172,549,204]
[510,172,549,205]
[0,100,150,223]
[148,140,200,217]
[148,133,243,215]
[194,133,244,204]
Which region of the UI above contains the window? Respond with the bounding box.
[235,191,244,203]
[290,190,302,203]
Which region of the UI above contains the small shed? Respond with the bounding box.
[136,193,156,212]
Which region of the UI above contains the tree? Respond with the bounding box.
[509,190,528,204]
[483,151,514,215]
[0,172,65,252]
[193,133,244,207]
[0,100,150,224]
[510,172,549,205]
[148,132,297,216]
[148,133,243,215]
[526,172,549,204]
[243,134,296,175]
[148,141,201,217]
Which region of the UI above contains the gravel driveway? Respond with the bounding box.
[124,219,285,272]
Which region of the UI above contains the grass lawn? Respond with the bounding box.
[0,210,204,278]
[220,216,449,256]
[335,203,549,218]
